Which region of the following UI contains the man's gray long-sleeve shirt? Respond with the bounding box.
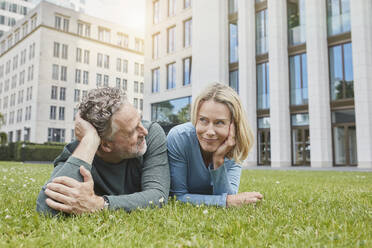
[36,121,170,216]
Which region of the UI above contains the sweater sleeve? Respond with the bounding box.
[105,122,170,211]
[209,161,241,195]
[36,156,92,216]
[168,126,234,207]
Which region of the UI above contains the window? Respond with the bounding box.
[104,55,110,69]
[140,82,144,93]
[53,42,60,57]
[98,27,111,42]
[167,63,176,89]
[140,64,144,77]
[22,22,28,37]
[135,63,139,75]
[289,53,308,105]
[19,70,25,85]
[75,69,81,83]
[48,128,65,143]
[55,16,61,29]
[122,79,128,90]
[183,57,192,86]
[82,90,87,99]
[153,0,160,24]
[135,38,144,52]
[97,53,103,67]
[50,106,57,120]
[60,87,66,100]
[184,0,191,9]
[96,73,102,86]
[103,75,109,86]
[256,9,268,55]
[85,24,91,37]
[257,62,270,109]
[123,59,128,73]
[151,96,191,125]
[77,23,83,35]
[83,71,89,84]
[184,19,192,47]
[133,98,138,109]
[31,15,37,29]
[229,70,239,93]
[140,99,143,111]
[152,68,160,93]
[76,48,82,62]
[74,89,80,102]
[63,18,69,32]
[27,65,34,81]
[84,50,90,64]
[51,86,58,99]
[52,64,59,80]
[26,87,32,101]
[61,66,67,81]
[12,55,18,70]
[116,58,122,72]
[62,44,68,59]
[20,49,26,64]
[116,78,121,88]
[228,0,238,14]
[168,0,176,17]
[167,26,176,53]
[327,0,351,36]
[153,33,160,59]
[288,0,306,46]
[117,33,129,48]
[229,23,238,63]
[59,107,65,120]
[134,81,139,93]
[329,42,353,100]
[29,43,35,60]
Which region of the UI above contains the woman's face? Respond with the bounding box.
[195,100,231,154]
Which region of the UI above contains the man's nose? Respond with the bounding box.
[139,122,148,136]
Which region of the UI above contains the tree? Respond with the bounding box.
[0,112,7,145]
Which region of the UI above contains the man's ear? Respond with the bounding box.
[100,140,113,153]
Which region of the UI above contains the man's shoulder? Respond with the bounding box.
[143,120,165,137]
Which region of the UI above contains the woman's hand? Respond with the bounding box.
[226,192,263,207]
[74,112,100,143]
[212,122,236,169]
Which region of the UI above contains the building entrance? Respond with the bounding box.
[333,124,357,166]
[292,127,310,165]
[258,129,271,165]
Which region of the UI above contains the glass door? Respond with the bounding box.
[292,127,310,165]
[333,124,357,166]
[258,129,271,165]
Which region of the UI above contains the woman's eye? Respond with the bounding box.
[199,118,208,124]
[216,120,225,126]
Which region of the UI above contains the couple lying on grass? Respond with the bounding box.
[36,83,263,216]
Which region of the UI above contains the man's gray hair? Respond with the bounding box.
[78,87,127,140]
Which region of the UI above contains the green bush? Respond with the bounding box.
[20,145,63,162]
[0,143,64,162]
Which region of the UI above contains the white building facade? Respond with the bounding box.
[0,1,144,144]
[144,0,372,168]
[0,0,35,37]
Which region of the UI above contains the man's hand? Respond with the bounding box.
[45,166,104,214]
[74,112,100,142]
[226,192,263,207]
[213,122,236,169]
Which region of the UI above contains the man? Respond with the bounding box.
[36,88,170,215]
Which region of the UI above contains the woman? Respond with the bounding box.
[167,83,263,207]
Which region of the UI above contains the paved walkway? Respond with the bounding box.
[243,166,372,172]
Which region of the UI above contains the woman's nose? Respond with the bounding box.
[205,124,216,136]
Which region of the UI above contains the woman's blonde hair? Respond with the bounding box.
[191,83,254,163]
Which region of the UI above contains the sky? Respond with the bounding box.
[85,0,146,33]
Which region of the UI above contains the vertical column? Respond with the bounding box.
[306,0,333,167]
[238,0,257,166]
[351,0,372,168]
[267,0,291,167]
[192,0,229,96]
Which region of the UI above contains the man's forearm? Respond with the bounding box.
[72,134,100,165]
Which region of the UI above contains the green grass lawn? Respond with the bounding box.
[0,161,371,247]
